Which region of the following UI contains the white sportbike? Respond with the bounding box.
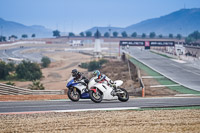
[88,77,129,103]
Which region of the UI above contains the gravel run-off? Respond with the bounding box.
[0,109,200,133]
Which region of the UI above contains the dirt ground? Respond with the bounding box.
[13,52,91,90]
[0,109,199,133]
[100,60,141,95]
[0,95,67,101]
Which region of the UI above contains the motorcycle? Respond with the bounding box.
[66,77,90,102]
[88,77,129,103]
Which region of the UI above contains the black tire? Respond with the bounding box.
[67,87,80,102]
[89,89,103,103]
[118,88,129,102]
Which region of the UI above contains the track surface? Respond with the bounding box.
[0,97,200,113]
[125,47,200,91]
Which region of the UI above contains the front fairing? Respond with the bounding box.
[67,78,78,88]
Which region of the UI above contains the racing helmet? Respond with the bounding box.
[93,70,100,77]
[72,69,78,77]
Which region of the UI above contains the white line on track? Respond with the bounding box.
[54,107,140,112]
[0,107,140,115]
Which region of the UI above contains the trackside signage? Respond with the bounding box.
[120,41,175,47]
[120,41,144,46]
[150,41,174,46]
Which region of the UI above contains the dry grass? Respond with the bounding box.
[0,109,200,133]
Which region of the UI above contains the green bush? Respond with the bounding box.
[28,80,45,90]
[79,59,108,72]
[0,61,15,80]
[88,61,100,71]
[79,62,88,69]
[0,61,9,79]
[5,81,15,86]
[41,56,51,68]
[16,61,42,81]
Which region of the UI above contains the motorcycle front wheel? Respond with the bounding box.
[89,89,103,103]
[118,88,129,102]
[67,87,80,102]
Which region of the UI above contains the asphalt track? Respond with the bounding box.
[0,97,200,114]
[124,47,200,92]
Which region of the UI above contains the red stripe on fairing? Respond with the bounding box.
[0,111,54,115]
[91,89,96,93]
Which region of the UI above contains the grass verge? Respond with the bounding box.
[150,50,175,59]
[129,57,200,94]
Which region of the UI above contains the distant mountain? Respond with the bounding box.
[124,8,200,36]
[0,18,52,38]
[86,26,123,35]
[86,8,200,36]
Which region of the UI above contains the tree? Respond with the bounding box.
[79,32,85,37]
[28,80,45,90]
[6,62,15,72]
[31,34,36,38]
[69,32,75,37]
[0,61,16,80]
[158,34,163,38]
[94,30,101,38]
[85,31,92,37]
[21,34,28,39]
[0,36,6,42]
[41,56,51,68]
[104,32,110,37]
[0,61,9,79]
[131,32,137,37]
[9,35,17,40]
[142,33,146,38]
[149,32,156,38]
[121,31,128,37]
[189,31,200,40]
[113,31,118,37]
[16,61,42,81]
[176,34,182,40]
[53,30,60,37]
[185,31,200,43]
[169,33,173,38]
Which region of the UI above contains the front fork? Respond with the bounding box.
[72,87,77,94]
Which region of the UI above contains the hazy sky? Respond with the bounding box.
[0,0,200,33]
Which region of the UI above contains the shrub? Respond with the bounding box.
[79,62,88,69]
[5,81,15,86]
[16,61,42,81]
[28,80,45,90]
[79,59,108,71]
[41,56,51,68]
[0,61,9,79]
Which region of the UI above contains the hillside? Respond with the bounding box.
[0,18,52,38]
[125,8,200,36]
[86,8,200,36]
[86,26,123,35]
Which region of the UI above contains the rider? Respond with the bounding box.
[93,70,116,88]
[71,69,89,84]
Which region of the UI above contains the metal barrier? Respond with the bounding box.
[0,83,64,95]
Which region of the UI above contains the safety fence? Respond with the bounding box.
[0,83,64,95]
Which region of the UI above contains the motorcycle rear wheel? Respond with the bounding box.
[89,89,103,103]
[67,87,80,102]
[118,88,129,102]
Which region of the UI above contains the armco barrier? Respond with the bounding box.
[122,51,145,97]
[0,83,64,95]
